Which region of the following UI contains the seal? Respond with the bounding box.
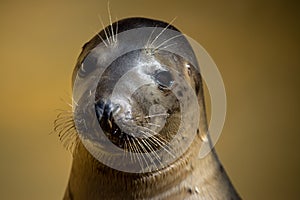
[56,17,241,199]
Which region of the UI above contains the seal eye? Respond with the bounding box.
[153,70,174,89]
[185,63,192,76]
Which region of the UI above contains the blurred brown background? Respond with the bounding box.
[0,0,299,199]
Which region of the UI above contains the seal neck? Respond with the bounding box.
[63,140,240,199]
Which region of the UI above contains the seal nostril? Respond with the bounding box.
[154,70,174,89]
[95,99,105,119]
[104,102,113,119]
[95,99,115,120]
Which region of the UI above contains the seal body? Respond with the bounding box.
[62,17,240,199]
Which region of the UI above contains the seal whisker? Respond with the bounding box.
[155,34,182,51]
[54,117,73,126]
[146,25,158,48]
[140,129,173,157]
[59,91,75,108]
[140,136,157,155]
[57,120,75,134]
[130,139,138,164]
[54,109,73,113]
[147,122,161,127]
[53,108,79,152]
[153,134,169,145]
[130,139,144,172]
[156,43,177,52]
[141,127,159,137]
[54,124,74,138]
[127,138,133,157]
[149,134,176,159]
[145,136,159,148]
[144,113,169,119]
[107,1,115,43]
[54,119,74,131]
[136,138,152,170]
[115,16,118,43]
[54,112,73,128]
[144,148,159,171]
[55,112,73,120]
[141,137,163,168]
[55,110,74,118]
[149,135,166,147]
[59,97,73,108]
[149,17,177,48]
[127,138,135,163]
[62,132,79,152]
[62,135,78,151]
[134,140,144,159]
[71,96,79,107]
[96,32,108,47]
[59,124,76,141]
[147,148,162,167]
[98,15,111,45]
[124,136,129,158]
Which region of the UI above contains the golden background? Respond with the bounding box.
[0,0,299,199]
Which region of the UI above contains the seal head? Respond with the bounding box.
[72,17,204,173]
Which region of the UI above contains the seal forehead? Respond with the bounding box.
[71,17,180,84]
